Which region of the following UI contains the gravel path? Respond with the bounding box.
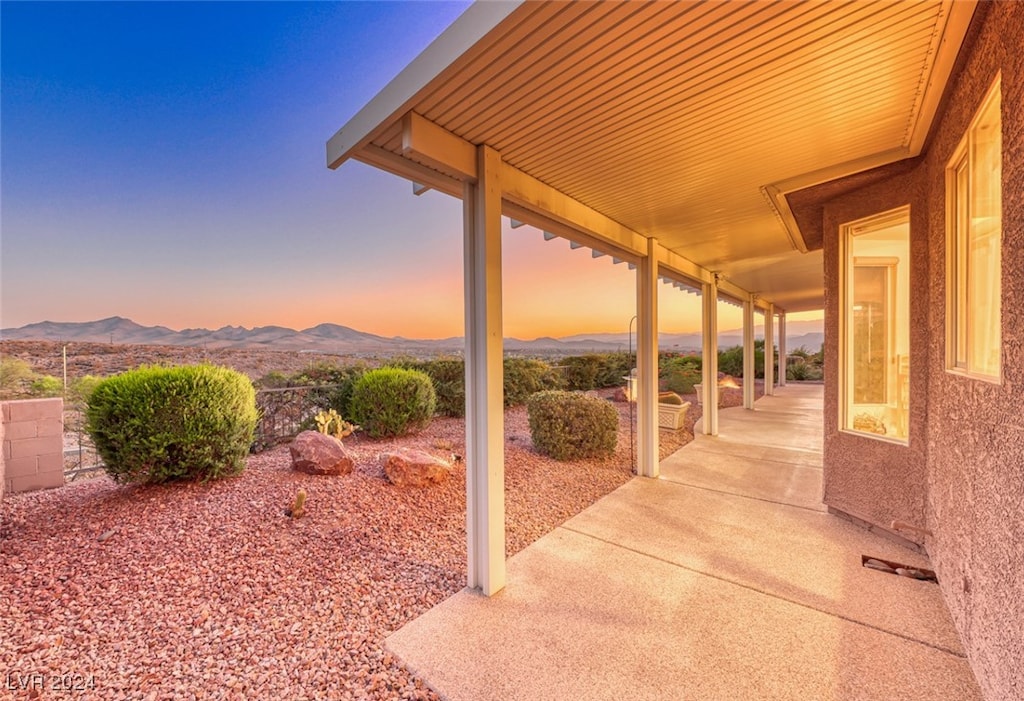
[1,390,709,700]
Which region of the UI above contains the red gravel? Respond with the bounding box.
[0,391,704,701]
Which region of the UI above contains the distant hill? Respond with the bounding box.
[1,316,822,355]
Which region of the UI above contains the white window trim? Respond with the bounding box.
[838,206,911,445]
[944,74,1002,384]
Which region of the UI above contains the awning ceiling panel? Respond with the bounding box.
[332,0,975,313]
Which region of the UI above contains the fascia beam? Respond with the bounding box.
[500,164,648,259]
[402,112,478,182]
[907,1,978,155]
[355,146,463,199]
[398,113,648,262]
[326,1,523,169]
[659,248,752,304]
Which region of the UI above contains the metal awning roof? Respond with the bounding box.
[327,0,975,312]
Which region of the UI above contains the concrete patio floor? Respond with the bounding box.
[387,384,981,701]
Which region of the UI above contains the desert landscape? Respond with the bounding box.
[0,337,760,699]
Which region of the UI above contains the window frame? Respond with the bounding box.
[838,206,911,445]
[945,74,1002,383]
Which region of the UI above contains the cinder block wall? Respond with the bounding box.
[1,398,64,495]
[0,416,5,500]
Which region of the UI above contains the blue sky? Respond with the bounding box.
[1,1,810,338]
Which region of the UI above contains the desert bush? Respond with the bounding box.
[0,358,35,398]
[86,364,257,484]
[561,353,632,391]
[717,340,770,379]
[660,353,701,372]
[527,390,618,460]
[503,358,562,407]
[68,375,103,404]
[412,358,466,417]
[787,361,823,382]
[660,356,703,394]
[349,367,436,438]
[29,375,63,397]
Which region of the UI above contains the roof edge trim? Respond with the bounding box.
[906,0,978,155]
[326,1,524,170]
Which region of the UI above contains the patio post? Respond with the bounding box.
[764,303,775,396]
[743,296,756,409]
[778,312,787,387]
[636,238,659,478]
[463,144,505,595]
[701,274,719,435]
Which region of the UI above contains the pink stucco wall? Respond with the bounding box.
[920,4,1024,699]
[820,168,930,546]
[799,4,1023,699]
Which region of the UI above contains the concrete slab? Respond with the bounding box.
[387,385,981,701]
[659,446,824,510]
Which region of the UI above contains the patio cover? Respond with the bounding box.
[328,0,975,311]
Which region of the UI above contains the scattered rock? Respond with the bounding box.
[864,558,896,574]
[381,449,451,487]
[289,431,354,475]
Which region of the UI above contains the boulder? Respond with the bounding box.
[381,448,451,487]
[290,431,354,475]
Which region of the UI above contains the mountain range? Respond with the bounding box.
[1,317,824,356]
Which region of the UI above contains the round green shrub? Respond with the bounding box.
[527,390,618,461]
[86,364,258,484]
[349,367,436,438]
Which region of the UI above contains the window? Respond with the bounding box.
[841,208,910,443]
[947,75,1001,381]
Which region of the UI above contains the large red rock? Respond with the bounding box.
[381,449,451,487]
[290,431,354,475]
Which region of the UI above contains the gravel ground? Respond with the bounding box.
[0,387,725,701]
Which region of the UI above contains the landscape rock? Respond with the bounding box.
[290,431,354,475]
[381,449,451,487]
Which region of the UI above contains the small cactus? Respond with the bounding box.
[289,488,307,519]
[314,409,358,440]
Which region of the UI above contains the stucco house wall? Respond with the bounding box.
[813,4,1023,699]
[919,3,1024,698]
[820,168,930,546]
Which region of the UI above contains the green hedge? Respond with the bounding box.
[86,364,257,484]
[349,367,436,438]
[527,390,618,460]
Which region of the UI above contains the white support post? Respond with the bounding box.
[636,238,660,478]
[463,145,505,596]
[778,312,787,388]
[764,304,775,397]
[701,275,719,436]
[743,296,756,410]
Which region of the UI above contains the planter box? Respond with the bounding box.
[658,401,691,430]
